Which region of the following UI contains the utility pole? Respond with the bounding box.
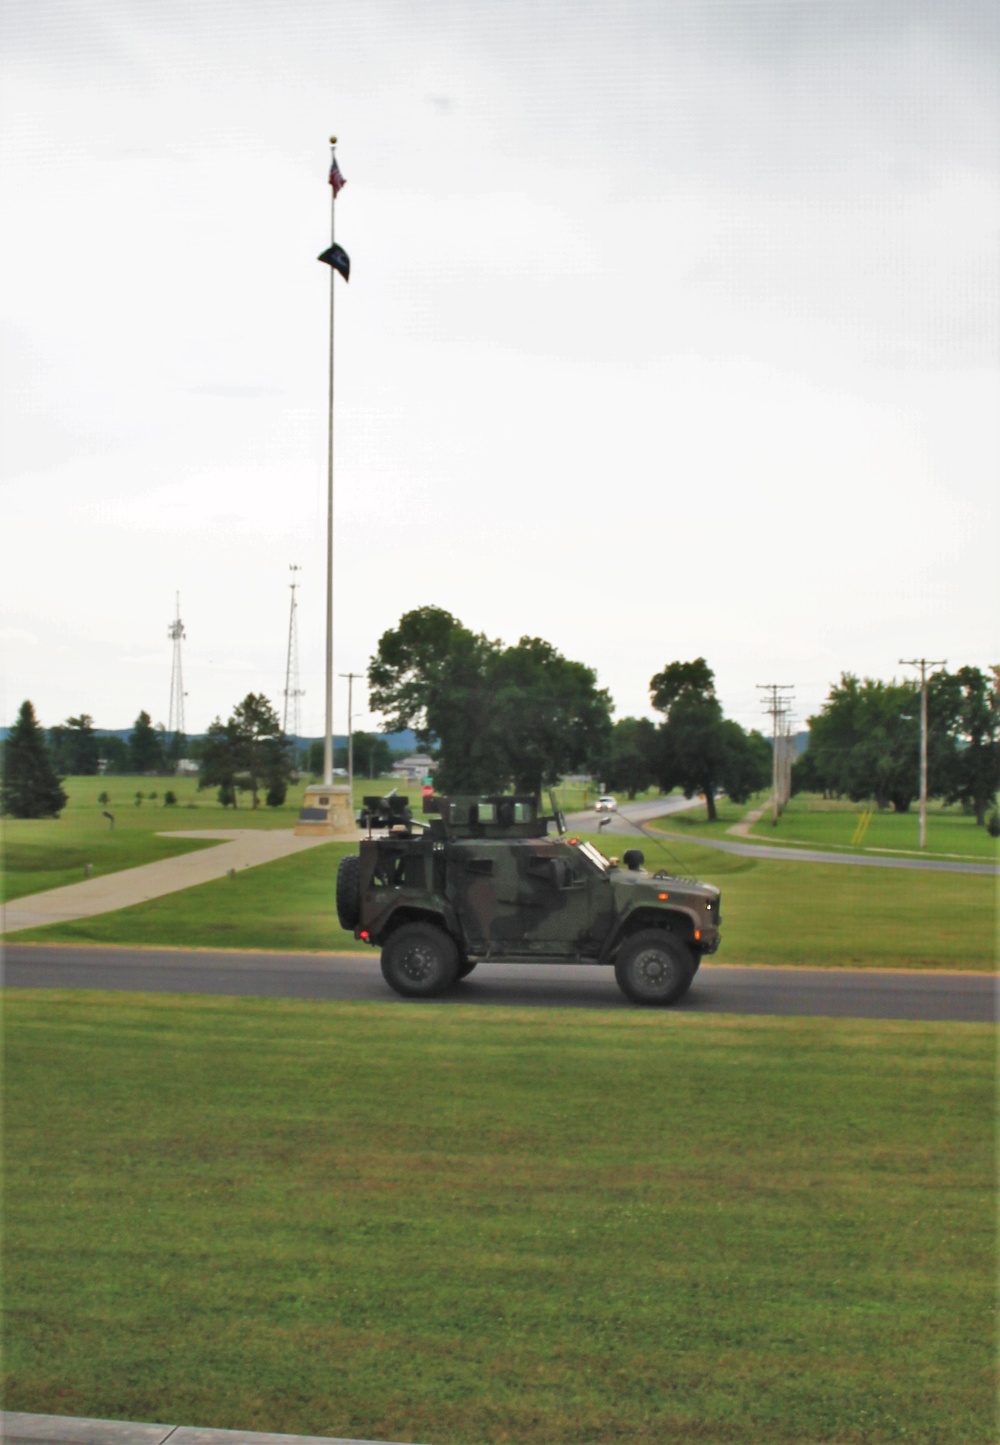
[899,656,946,850]
[338,671,364,805]
[757,683,794,825]
[282,565,304,739]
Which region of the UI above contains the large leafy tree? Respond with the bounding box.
[199,694,293,808]
[369,606,613,795]
[803,675,921,812]
[932,665,999,825]
[487,636,613,795]
[649,658,770,820]
[602,716,660,799]
[1,700,68,818]
[48,714,101,775]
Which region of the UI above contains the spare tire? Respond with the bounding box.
[336,853,362,930]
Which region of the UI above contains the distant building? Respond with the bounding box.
[391,753,436,782]
[175,758,199,777]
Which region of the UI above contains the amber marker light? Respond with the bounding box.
[657,892,669,900]
[694,929,701,941]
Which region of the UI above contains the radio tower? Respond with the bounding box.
[283,566,304,738]
[167,592,186,737]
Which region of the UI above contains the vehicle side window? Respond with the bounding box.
[373,852,426,888]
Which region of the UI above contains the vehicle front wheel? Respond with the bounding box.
[614,930,694,1006]
[380,923,460,998]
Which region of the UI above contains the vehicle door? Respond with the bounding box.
[517,842,613,956]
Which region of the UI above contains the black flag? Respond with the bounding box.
[318,243,350,282]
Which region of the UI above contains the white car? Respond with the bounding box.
[594,794,618,813]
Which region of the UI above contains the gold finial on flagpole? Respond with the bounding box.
[330,136,337,144]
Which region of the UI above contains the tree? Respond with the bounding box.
[164,729,186,771]
[199,694,293,809]
[128,711,165,774]
[369,607,613,795]
[602,717,659,799]
[332,733,397,779]
[1,701,68,818]
[369,607,499,791]
[802,675,920,811]
[48,714,101,775]
[486,636,613,795]
[649,658,770,820]
[97,735,130,775]
[933,665,1000,825]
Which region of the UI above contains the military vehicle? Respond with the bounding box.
[336,791,721,1005]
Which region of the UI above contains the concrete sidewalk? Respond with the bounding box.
[0,1413,423,1445]
[1,830,358,935]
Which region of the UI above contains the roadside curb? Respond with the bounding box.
[0,1412,425,1445]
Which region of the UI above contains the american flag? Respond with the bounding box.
[328,155,346,195]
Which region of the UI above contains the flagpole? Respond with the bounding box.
[322,136,338,786]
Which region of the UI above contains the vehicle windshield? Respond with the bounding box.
[574,840,612,873]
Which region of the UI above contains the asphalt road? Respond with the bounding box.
[3,944,993,1022]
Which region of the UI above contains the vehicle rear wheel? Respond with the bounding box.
[380,922,460,998]
[336,854,361,930]
[614,929,694,1006]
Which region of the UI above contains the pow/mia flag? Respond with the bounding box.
[318,243,350,282]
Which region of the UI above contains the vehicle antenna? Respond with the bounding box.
[598,810,693,877]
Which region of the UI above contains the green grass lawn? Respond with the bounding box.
[4,992,994,1445]
[746,794,1000,861]
[647,790,999,863]
[2,772,392,904]
[9,830,994,971]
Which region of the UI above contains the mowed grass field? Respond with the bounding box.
[650,791,998,862]
[4,991,994,1445]
[10,829,995,971]
[2,772,414,905]
[0,774,314,904]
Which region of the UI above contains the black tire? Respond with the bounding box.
[380,922,460,998]
[614,929,695,1006]
[456,959,478,980]
[336,854,362,930]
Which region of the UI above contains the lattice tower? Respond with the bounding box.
[283,565,304,737]
[167,592,186,736]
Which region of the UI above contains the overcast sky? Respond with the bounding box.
[2,0,996,741]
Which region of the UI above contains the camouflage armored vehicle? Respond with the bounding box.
[336,792,721,1006]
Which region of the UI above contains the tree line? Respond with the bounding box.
[5,616,996,826]
[369,607,773,819]
[45,710,179,776]
[794,667,999,826]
